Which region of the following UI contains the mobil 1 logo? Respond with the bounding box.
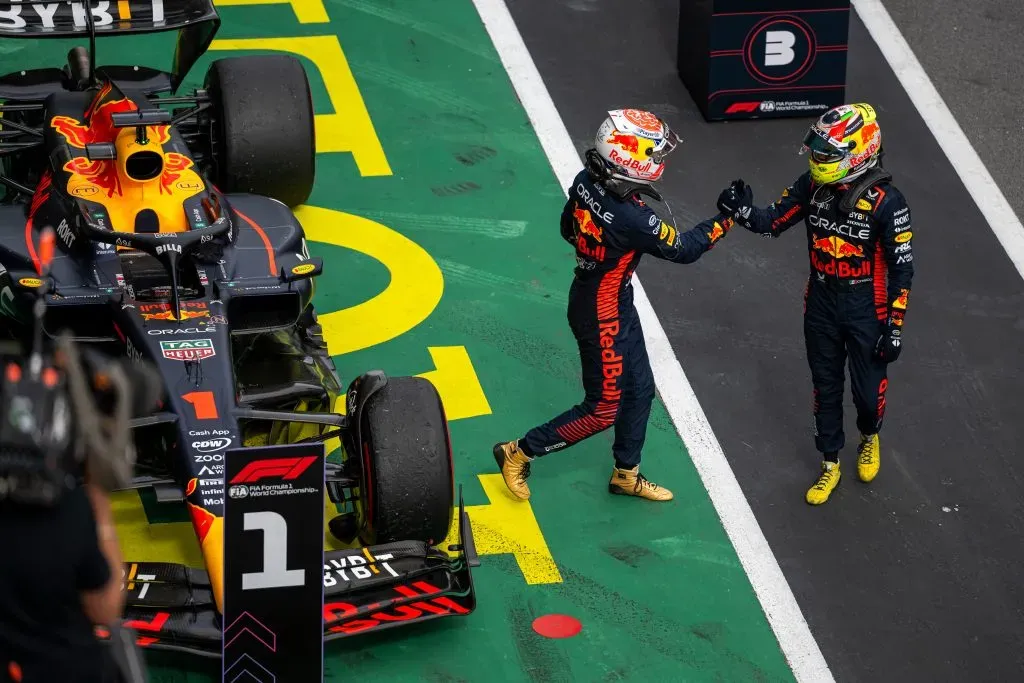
[223,443,326,682]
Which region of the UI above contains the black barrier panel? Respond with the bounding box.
[678,0,851,121]
[223,443,326,682]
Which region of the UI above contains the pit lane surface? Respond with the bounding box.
[881,0,1024,219]
[505,0,1024,680]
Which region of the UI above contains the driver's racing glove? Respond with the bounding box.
[716,179,755,229]
[874,321,902,364]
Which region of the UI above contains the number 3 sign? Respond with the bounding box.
[223,444,326,682]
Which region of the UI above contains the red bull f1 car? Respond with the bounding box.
[0,0,476,657]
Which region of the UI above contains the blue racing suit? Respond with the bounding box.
[737,171,914,454]
[519,169,733,468]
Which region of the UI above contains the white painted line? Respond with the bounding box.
[469,0,833,680]
[852,0,1024,282]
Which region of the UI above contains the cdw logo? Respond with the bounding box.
[230,456,318,484]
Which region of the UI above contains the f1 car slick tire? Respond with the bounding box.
[204,54,315,207]
[358,376,453,548]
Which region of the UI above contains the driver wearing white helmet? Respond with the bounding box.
[493,109,736,503]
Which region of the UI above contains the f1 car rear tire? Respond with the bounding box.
[204,55,316,208]
[359,376,453,547]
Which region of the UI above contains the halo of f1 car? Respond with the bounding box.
[0,0,476,656]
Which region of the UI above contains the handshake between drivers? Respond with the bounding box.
[716,179,756,231]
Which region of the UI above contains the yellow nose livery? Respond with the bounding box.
[53,84,206,233]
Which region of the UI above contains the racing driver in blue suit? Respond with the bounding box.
[716,103,914,505]
[493,109,735,503]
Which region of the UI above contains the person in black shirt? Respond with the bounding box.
[0,335,142,683]
[1,478,124,683]
[0,229,151,682]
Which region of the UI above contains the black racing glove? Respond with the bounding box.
[716,179,754,228]
[874,322,902,363]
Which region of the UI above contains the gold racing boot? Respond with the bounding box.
[493,440,533,500]
[857,433,880,482]
[608,465,674,501]
[806,460,841,505]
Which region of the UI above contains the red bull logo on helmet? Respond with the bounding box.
[859,122,879,146]
[607,149,656,176]
[606,131,652,163]
[606,132,639,155]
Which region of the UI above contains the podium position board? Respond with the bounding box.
[223,443,326,682]
[678,0,851,121]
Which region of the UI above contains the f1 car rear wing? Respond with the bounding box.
[98,496,479,658]
[0,0,221,90]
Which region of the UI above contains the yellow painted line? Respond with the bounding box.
[214,0,329,23]
[417,346,492,421]
[329,345,491,424]
[443,474,562,585]
[299,206,442,357]
[118,0,131,19]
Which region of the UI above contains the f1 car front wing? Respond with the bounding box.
[99,498,479,658]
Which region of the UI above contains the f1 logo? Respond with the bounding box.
[725,101,761,114]
[764,30,795,66]
[230,456,318,484]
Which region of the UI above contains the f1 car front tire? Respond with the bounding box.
[359,376,454,547]
[204,54,316,207]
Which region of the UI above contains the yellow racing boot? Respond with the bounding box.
[857,433,880,482]
[608,465,673,501]
[806,460,841,505]
[493,440,532,500]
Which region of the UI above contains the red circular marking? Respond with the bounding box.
[532,614,582,639]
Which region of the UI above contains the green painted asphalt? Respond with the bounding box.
[8,1,794,680]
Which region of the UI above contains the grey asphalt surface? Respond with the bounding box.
[505,0,1024,681]
[882,0,1024,218]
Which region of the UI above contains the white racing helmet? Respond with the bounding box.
[594,109,680,184]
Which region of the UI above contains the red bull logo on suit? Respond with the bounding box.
[810,234,871,278]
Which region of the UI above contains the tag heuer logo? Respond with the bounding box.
[160,339,216,361]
